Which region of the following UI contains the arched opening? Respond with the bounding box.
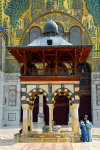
[33,95,49,124]
[77,62,92,122]
[53,95,69,125]
[69,26,81,45]
[29,26,41,43]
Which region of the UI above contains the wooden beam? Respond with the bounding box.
[24,50,27,75]
[56,50,58,75]
[58,51,63,59]
[20,76,81,81]
[37,51,43,59]
[74,49,77,75]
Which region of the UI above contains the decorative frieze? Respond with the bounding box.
[6,74,20,81]
[8,85,17,106]
[92,73,100,80]
[0,72,6,80]
[96,84,100,106]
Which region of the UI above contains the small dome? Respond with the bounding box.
[43,20,58,34]
[0,26,4,32]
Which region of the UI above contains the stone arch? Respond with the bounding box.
[19,11,92,46]
[26,88,49,106]
[52,88,74,105]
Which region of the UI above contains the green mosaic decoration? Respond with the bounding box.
[91,59,100,72]
[0,0,2,26]
[5,60,20,73]
[3,0,30,29]
[84,0,100,51]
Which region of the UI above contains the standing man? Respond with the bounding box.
[84,115,88,124]
[86,120,93,142]
[80,121,87,142]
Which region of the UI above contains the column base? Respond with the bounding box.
[68,117,72,125]
[38,113,45,124]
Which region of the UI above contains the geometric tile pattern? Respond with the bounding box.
[8,113,16,121]
[93,74,100,80]
[8,85,17,106]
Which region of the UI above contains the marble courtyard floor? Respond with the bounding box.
[0,125,100,150]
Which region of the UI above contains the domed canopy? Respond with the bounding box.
[0,26,4,32]
[43,20,58,34]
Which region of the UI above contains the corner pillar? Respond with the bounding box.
[29,106,33,131]
[22,104,29,135]
[47,104,54,132]
[71,104,79,135]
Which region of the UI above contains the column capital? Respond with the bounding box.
[29,106,34,110]
[22,104,30,110]
[47,104,54,109]
[71,104,79,109]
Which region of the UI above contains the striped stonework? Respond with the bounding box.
[26,88,49,106]
[21,84,27,104]
[52,88,74,105]
[74,84,80,104]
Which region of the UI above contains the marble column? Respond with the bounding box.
[38,94,44,124]
[68,105,72,125]
[22,104,29,135]
[72,104,79,134]
[29,106,33,131]
[71,106,74,130]
[51,106,54,123]
[48,104,54,132]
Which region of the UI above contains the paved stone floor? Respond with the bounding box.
[0,125,100,150]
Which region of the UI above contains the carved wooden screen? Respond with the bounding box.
[77,63,92,122]
[77,63,91,91]
[29,27,41,43]
[69,26,81,45]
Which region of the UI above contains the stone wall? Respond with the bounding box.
[91,72,100,125]
[4,73,21,126]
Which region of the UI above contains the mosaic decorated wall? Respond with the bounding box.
[0,0,100,72]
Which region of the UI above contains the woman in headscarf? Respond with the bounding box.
[86,120,93,142]
[80,120,87,142]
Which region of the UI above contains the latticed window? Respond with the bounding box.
[69,26,81,45]
[29,27,41,43]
